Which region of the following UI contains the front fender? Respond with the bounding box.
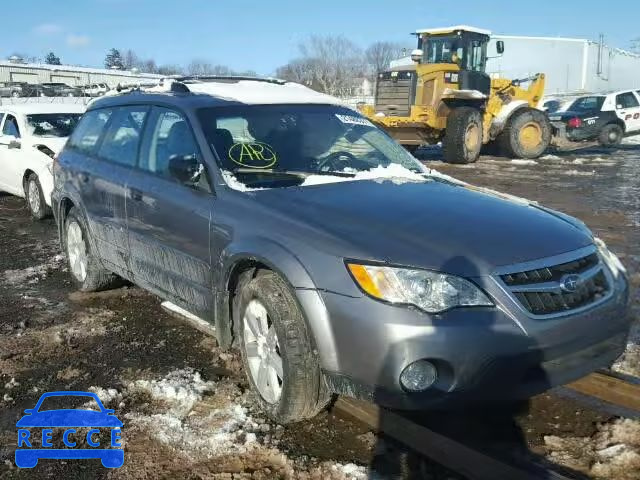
[490,100,529,136]
[217,238,339,370]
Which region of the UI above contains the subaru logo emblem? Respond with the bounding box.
[560,274,581,293]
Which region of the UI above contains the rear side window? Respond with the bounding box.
[97,106,148,167]
[615,92,639,109]
[68,109,113,154]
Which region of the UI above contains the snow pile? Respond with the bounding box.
[90,369,369,478]
[3,254,64,285]
[540,154,563,161]
[221,170,264,192]
[623,135,640,145]
[301,164,426,186]
[544,418,640,479]
[510,159,538,165]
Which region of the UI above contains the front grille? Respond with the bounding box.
[513,270,609,315]
[502,253,599,286]
[500,253,610,316]
[374,70,417,117]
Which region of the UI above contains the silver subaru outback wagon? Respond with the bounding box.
[51,79,630,423]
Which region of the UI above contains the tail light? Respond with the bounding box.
[567,117,582,128]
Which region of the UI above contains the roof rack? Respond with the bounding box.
[174,75,286,85]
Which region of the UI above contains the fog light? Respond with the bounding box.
[400,360,438,392]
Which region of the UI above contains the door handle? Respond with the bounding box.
[129,188,143,201]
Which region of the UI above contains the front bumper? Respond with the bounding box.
[317,268,630,410]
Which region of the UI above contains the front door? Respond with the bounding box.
[0,113,24,195]
[125,106,214,318]
[615,91,640,133]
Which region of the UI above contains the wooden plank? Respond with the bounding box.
[333,397,571,480]
[567,372,640,413]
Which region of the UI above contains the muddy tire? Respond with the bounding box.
[498,107,551,159]
[598,123,623,147]
[25,173,51,220]
[442,107,483,164]
[63,207,118,292]
[235,270,330,423]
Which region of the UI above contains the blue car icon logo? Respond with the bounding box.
[15,391,123,468]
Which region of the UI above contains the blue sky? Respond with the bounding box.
[6,0,640,74]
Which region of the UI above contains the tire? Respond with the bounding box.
[498,107,551,159]
[442,107,483,164]
[11,91,19,98]
[63,207,119,292]
[25,173,52,220]
[598,123,623,147]
[235,270,330,423]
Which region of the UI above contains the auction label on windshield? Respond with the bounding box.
[335,114,374,127]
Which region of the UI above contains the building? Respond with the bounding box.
[390,34,640,95]
[0,60,162,87]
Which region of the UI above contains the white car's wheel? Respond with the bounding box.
[25,174,51,220]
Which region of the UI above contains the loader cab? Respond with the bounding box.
[414,26,493,95]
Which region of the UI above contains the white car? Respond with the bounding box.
[0,103,85,219]
[83,83,110,97]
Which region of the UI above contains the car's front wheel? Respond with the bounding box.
[64,207,118,292]
[25,174,51,220]
[235,270,330,423]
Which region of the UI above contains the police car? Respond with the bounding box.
[549,89,640,146]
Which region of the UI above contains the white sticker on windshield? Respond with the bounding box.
[335,114,374,127]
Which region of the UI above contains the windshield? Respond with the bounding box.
[569,96,605,112]
[422,35,487,72]
[197,104,426,188]
[26,113,81,138]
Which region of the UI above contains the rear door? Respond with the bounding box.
[615,91,640,133]
[63,106,148,275]
[125,106,214,317]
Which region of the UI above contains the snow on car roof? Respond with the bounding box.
[0,103,86,115]
[415,25,492,36]
[148,79,349,107]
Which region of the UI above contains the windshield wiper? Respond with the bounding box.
[233,168,355,178]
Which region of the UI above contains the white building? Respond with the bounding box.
[0,60,162,87]
[390,34,640,95]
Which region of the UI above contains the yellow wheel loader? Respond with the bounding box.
[359,26,551,163]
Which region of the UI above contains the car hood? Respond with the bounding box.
[30,137,68,154]
[253,178,593,276]
[16,409,122,427]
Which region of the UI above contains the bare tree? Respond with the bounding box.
[122,49,139,70]
[275,58,315,85]
[295,35,365,96]
[157,64,184,76]
[631,38,640,54]
[365,41,408,74]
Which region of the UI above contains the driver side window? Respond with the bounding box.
[2,115,20,138]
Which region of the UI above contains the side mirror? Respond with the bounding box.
[410,49,423,63]
[496,41,505,54]
[168,154,201,183]
[8,139,21,149]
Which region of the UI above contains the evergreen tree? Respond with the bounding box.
[44,52,61,65]
[104,48,124,69]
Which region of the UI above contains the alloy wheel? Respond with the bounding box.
[66,221,88,282]
[243,299,283,404]
[27,180,41,216]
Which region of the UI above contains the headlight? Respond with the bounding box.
[346,263,493,313]
[595,238,626,278]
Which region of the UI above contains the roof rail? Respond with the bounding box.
[174,75,286,85]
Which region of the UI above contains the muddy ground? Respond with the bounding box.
[0,142,639,479]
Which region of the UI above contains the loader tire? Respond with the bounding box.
[498,108,551,159]
[442,107,483,164]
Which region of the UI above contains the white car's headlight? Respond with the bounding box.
[595,238,626,278]
[347,263,493,313]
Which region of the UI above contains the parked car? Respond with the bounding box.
[549,90,640,146]
[0,103,84,219]
[24,84,55,97]
[83,83,110,97]
[0,82,30,98]
[52,78,630,423]
[41,82,83,97]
